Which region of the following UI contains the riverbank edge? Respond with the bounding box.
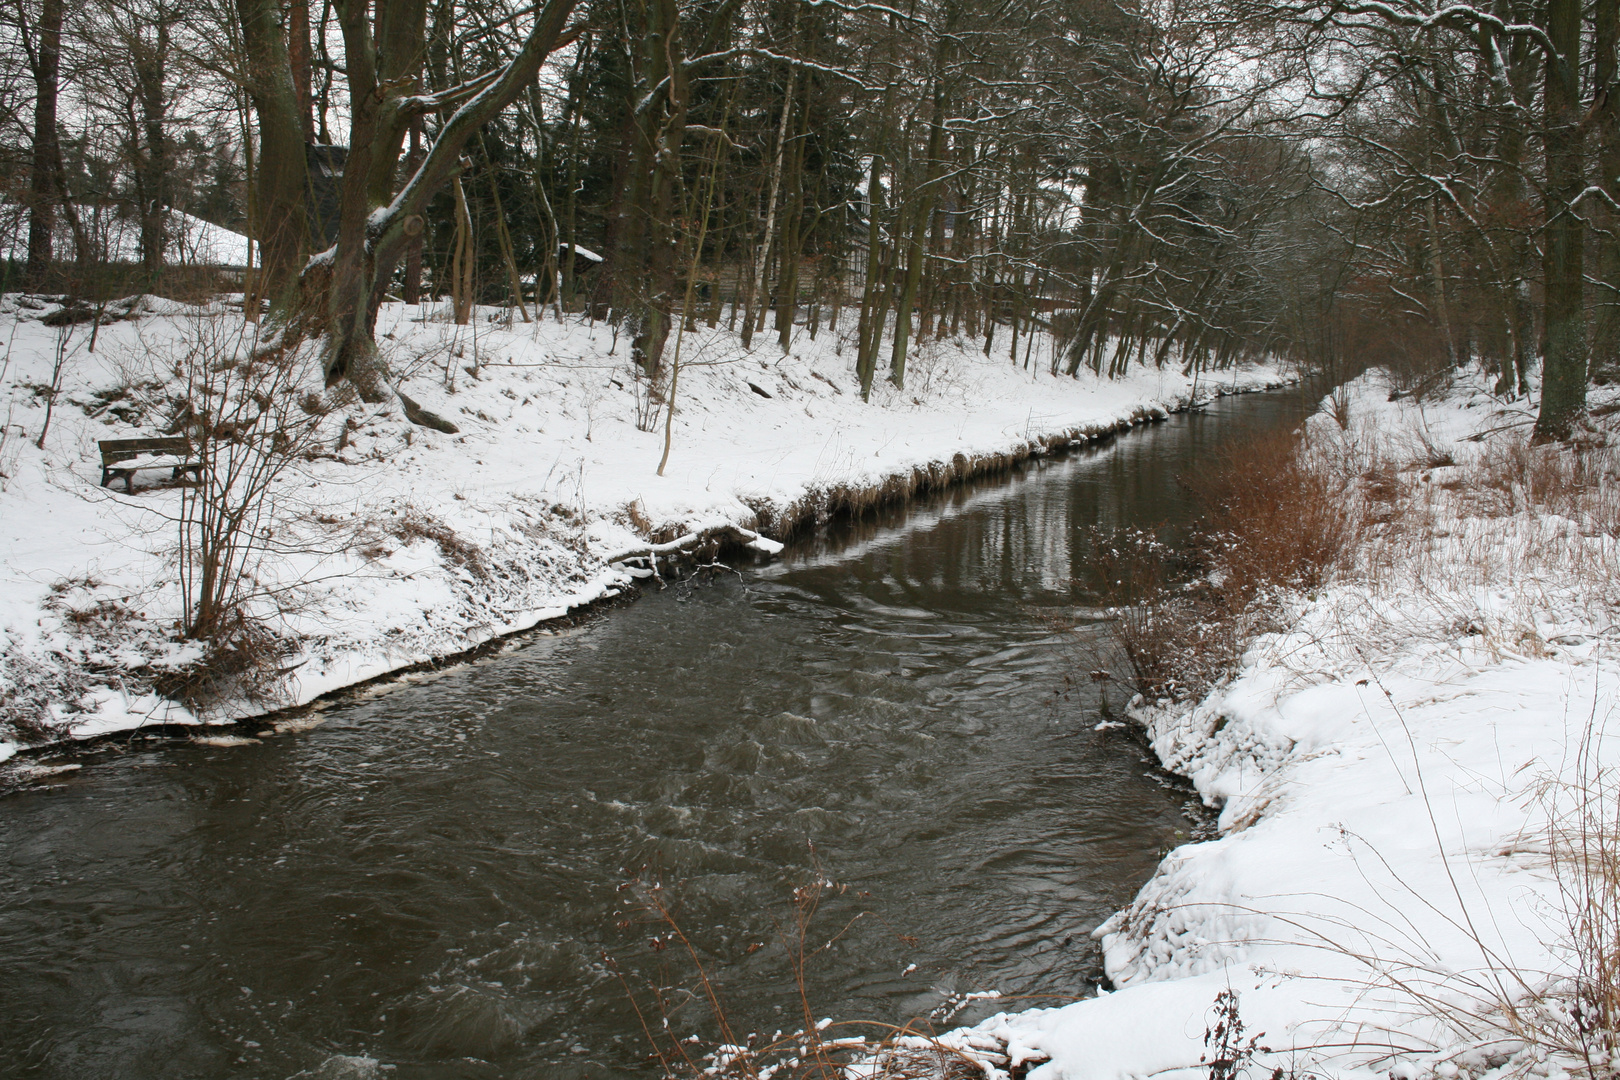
[1,369,1297,773]
[928,370,1620,1080]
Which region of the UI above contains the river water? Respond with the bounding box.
[0,381,1322,1079]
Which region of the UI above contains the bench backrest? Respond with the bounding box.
[99,436,192,464]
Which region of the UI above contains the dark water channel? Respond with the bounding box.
[0,382,1323,1079]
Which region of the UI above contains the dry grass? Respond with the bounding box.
[1473,437,1620,534]
[1096,399,1620,700]
[1535,711,1620,1074]
[152,610,300,710]
[1328,387,1352,430]
[1195,430,1362,603]
[1325,427,1620,669]
[609,870,1026,1080]
[388,508,488,578]
[1204,385,1620,1076]
[622,498,655,537]
[1243,694,1620,1080]
[1095,430,1364,700]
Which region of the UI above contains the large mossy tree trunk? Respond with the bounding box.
[1535,0,1588,441]
[317,0,581,406]
[234,0,311,306]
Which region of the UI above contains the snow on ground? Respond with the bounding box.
[933,372,1620,1080]
[0,294,1289,759]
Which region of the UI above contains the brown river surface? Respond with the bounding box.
[0,380,1324,1079]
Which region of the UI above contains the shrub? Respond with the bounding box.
[1088,431,1362,700]
[1190,430,1361,606]
[166,315,329,642]
[1087,527,1233,700]
[151,610,300,710]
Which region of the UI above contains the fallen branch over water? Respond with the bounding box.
[609,525,785,575]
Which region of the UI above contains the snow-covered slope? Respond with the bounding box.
[0,209,251,267]
[0,295,1290,760]
[936,373,1620,1080]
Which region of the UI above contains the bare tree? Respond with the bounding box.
[22,0,67,283]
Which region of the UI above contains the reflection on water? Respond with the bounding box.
[0,383,1322,1080]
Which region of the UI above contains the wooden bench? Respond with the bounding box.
[99,437,203,493]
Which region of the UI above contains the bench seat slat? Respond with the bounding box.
[98,436,201,491]
[107,453,193,469]
[100,436,192,464]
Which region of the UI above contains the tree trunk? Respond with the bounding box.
[1535,0,1588,440]
[25,0,64,286]
[888,201,927,390]
[234,0,310,304]
[855,157,885,399]
[626,0,690,380]
[481,140,531,322]
[659,110,729,476]
[1592,0,1620,382]
[1424,198,1456,364]
[402,123,425,305]
[289,0,315,140]
[320,0,579,402]
[743,57,796,351]
[451,176,474,325]
[776,108,806,352]
[889,81,947,390]
[134,19,171,285]
[916,160,948,342]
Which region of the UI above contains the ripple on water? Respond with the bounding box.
[0,384,1326,1079]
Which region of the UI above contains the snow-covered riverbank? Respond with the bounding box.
[936,372,1620,1080]
[0,296,1291,761]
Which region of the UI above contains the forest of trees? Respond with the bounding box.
[3,0,1619,439]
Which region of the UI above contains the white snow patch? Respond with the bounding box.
[940,370,1620,1080]
[0,297,1289,760]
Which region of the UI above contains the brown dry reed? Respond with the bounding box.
[610,869,1032,1080]
[1101,429,1362,700]
[1103,388,1620,1077]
